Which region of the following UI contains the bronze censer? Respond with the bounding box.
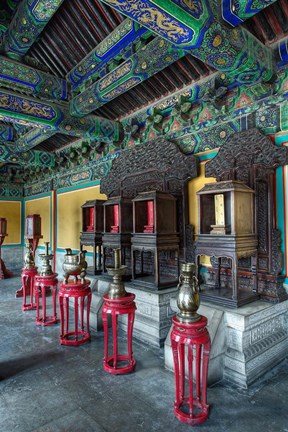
[39,241,54,276]
[177,263,201,322]
[62,248,87,283]
[106,248,127,298]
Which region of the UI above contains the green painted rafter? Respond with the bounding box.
[67,18,151,92]
[0,55,67,100]
[221,0,278,26]
[3,0,65,57]
[70,0,272,116]
[70,36,186,116]
[14,128,56,152]
[0,142,54,167]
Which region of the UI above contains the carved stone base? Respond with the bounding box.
[165,296,288,388]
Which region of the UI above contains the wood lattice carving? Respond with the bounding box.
[205,128,288,302]
[100,138,198,198]
[100,138,199,262]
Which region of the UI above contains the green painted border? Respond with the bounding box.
[56,180,101,195]
[275,165,286,276]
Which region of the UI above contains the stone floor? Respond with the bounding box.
[0,275,288,432]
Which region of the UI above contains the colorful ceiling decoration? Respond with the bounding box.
[0,0,286,190]
[0,122,13,141]
[3,0,65,56]
[222,0,278,26]
[0,89,123,143]
[68,18,150,92]
[14,128,56,152]
[0,142,54,167]
[100,0,212,47]
[0,56,67,100]
[70,36,186,116]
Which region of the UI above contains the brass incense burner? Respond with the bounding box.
[24,241,36,269]
[39,242,54,276]
[62,248,87,283]
[106,248,127,298]
[177,263,201,322]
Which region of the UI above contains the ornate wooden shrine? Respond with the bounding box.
[80,199,105,275]
[100,138,198,290]
[196,128,288,306]
[196,180,258,307]
[132,191,179,289]
[102,196,133,278]
[0,217,12,280]
[25,214,43,256]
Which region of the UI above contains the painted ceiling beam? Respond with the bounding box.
[0,89,123,143]
[70,25,272,117]
[99,0,213,48]
[14,128,56,153]
[221,0,278,26]
[3,0,65,57]
[67,18,150,92]
[0,143,54,167]
[0,55,67,101]
[274,36,288,68]
[0,122,13,142]
[70,36,186,116]
[99,0,272,79]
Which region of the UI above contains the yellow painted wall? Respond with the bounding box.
[57,185,106,250]
[188,161,216,265]
[0,200,21,244]
[25,196,51,247]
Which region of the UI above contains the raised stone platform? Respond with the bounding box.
[165,297,288,388]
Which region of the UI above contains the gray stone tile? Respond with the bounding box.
[1,276,288,432]
[31,409,106,432]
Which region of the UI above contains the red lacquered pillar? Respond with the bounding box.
[34,273,58,325]
[102,293,136,375]
[171,315,211,426]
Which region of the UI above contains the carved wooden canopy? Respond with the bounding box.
[100,138,199,198]
[205,128,288,182]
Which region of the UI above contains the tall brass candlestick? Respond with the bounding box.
[114,248,121,269]
[106,248,127,298]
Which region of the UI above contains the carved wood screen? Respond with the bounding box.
[205,128,288,302]
[100,138,199,261]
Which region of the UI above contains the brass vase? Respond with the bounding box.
[39,242,54,276]
[106,248,127,298]
[177,263,201,322]
[24,241,35,269]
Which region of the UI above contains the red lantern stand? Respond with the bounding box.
[0,218,13,280]
[102,293,136,375]
[21,267,38,311]
[58,279,92,346]
[34,273,58,326]
[170,315,211,426]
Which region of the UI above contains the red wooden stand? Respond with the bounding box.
[35,273,58,326]
[0,234,13,280]
[21,267,38,311]
[171,315,211,426]
[102,293,136,375]
[58,280,91,346]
